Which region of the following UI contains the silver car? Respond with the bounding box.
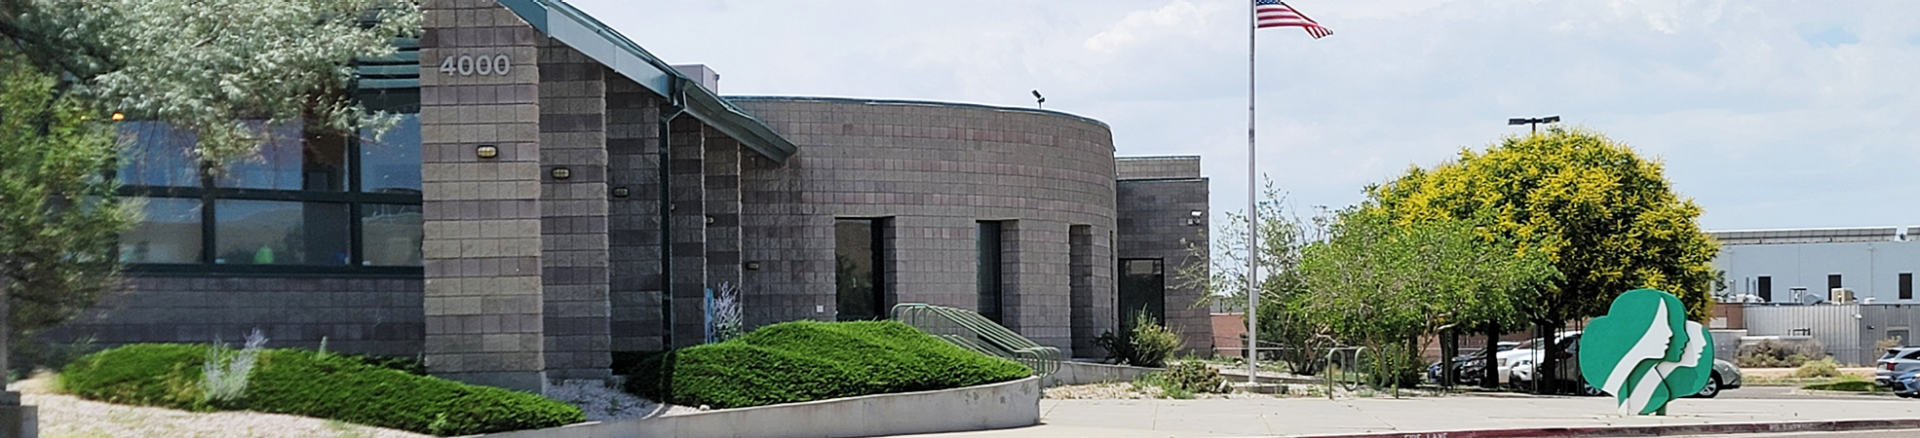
[1697,358,1743,398]
[1875,347,1920,387]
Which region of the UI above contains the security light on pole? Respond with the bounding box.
[1508,115,1561,134]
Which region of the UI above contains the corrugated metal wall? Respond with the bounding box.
[1743,304,1865,365]
[1860,304,1920,361]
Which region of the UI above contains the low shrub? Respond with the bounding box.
[1093,311,1183,368]
[1793,357,1843,378]
[1737,339,1826,368]
[62,344,581,435]
[1161,361,1228,394]
[623,320,1030,409]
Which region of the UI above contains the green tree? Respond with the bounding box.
[1175,181,1331,375]
[1292,210,1554,391]
[0,0,420,162]
[1366,127,1719,391]
[0,58,136,375]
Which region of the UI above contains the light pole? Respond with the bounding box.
[1507,115,1560,134]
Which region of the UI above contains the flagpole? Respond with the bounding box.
[1245,0,1260,385]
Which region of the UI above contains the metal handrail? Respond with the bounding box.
[891,303,1062,377]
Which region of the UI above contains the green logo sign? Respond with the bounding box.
[1578,288,1713,415]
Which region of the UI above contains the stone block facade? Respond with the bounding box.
[1116,156,1213,353]
[419,0,548,391]
[45,277,423,356]
[53,0,1211,391]
[729,97,1120,357]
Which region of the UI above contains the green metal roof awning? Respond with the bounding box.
[497,0,796,163]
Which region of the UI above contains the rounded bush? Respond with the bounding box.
[60,344,582,436]
[624,320,1030,409]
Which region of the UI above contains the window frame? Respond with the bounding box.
[117,116,422,278]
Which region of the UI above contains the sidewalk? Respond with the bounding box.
[889,394,1920,438]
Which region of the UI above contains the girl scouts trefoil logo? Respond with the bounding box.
[1578,288,1714,416]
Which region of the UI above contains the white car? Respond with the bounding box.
[1496,331,1582,387]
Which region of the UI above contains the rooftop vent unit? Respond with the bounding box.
[672,64,720,93]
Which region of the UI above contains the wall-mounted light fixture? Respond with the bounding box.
[475,145,499,159]
[744,261,762,271]
[612,187,630,198]
[550,167,571,180]
[705,215,716,225]
[1187,210,1206,227]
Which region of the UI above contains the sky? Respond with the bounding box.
[567,0,1920,232]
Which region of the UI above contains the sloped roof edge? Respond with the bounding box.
[497,0,796,162]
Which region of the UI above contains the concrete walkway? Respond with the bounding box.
[890,394,1920,438]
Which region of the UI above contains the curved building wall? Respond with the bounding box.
[731,97,1118,356]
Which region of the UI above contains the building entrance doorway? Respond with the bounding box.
[1118,258,1165,330]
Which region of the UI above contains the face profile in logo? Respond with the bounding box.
[1578,288,1714,416]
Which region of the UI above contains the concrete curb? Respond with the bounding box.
[469,376,1040,438]
[1286,418,1920,438]
[1046,362,1160,386]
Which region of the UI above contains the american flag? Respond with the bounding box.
[1255,0,1332,39]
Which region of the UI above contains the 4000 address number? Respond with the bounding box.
[439,54,512,76]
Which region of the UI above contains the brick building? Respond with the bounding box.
[50,0,1211,392]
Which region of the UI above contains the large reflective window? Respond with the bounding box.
[217,122,348,191]
[119,198,203,263]
[359,114,422,194]
[976,221,1004,323]
[214,200,350,265]
[835,219,885,321]
[361,203,422,266]
[117,122,202,187]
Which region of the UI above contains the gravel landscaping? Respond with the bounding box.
[543,379,700,422]
[11,374,427,438]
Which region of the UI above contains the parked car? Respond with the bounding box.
[1875,347,1920,388]
[1695,358,1744,398]
[1428,342,1516,385]
[1894,369,1920,398]
[1497,332,1581,387]
[1522,332,1742,398]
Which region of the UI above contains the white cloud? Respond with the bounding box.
[1084,1,1226,53]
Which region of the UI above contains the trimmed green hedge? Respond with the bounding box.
[61,344,582,436]
[623,320,1031,409]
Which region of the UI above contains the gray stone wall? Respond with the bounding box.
[419,0,547,391]
[44,276,424,356]
[536,41,611,381]
[605,73,666,352]
[1116,156,1202,180]
[1115,175,1213,353]
[667,118,709,348]
[730,97,1118,357]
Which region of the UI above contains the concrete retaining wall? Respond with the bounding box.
[472,376,1040,438]
[1045,361,1158,386]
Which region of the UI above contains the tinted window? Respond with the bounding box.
[120,198,202,263]
[361,204,423,266]
[215,200,349,265]
[117,122,202,187]
[359,114,422,193]
[977,221,1004,323]
[835,219,885,320]
[217,122,347,191]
